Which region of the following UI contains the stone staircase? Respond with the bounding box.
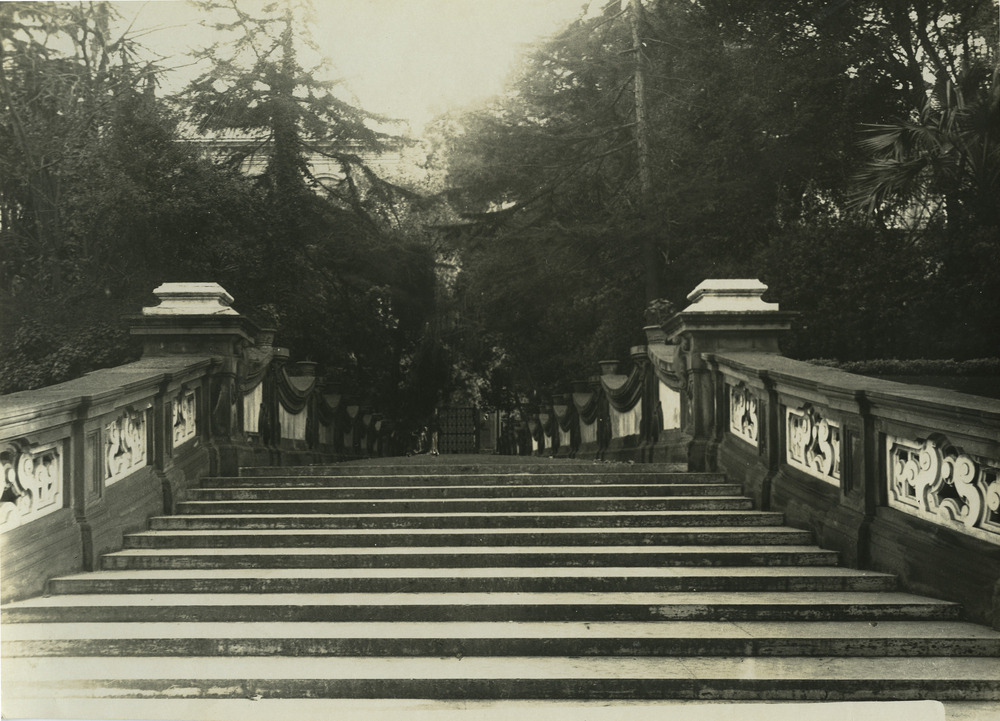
[3,457,1000,717]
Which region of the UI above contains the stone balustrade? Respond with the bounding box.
[4,278,1000,626]
[520,278,1000,628]
[0,283,390,602]
[0,353,215,602]
[708,349,1000,624]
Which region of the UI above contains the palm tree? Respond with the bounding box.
[851,65,1000,232]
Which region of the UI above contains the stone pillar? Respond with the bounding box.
[130,283,260,475]
[133,283,252,352]
[662,279,796,470]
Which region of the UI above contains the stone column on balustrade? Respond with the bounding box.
[630,344,652,449]
[661,279,796,471]
[129,283,262,474]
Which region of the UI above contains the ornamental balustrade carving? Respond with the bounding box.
[786,404,841,485]
[105,408,148,485]
[1,442,63,531]
[729,383,759,447]
[887,435,1000,543]
[172,389,197,448]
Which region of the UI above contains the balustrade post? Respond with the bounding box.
[594,367,615,461]
[705,355,725,470]
[760,372,780,511]
[152,378,172,513]
[130,282,258,475]
[857,391,877,569]
[70,400,92,571]
[662,279,796,471]
[630,346,653,459]
[640,333,662,452]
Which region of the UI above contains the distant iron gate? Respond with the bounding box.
[438,406,478,454]
[434,407,499,454]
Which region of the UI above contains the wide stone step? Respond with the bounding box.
[43,567,898,595]
[175,496,755,515]
[10,456,997,709]
[0,591,962,624]
[121,527,815,549]
[5,655,997,701]
[190,483,743,500]
[149,510,788,530]
[237,462,689,477]
[0,699,968,721]
[99,545,841,570]
[209,472,728,487]
[6,621,999,658]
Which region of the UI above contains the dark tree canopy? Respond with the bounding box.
[0,0,440,417]
[2,0,997,411]
[435,0,1000,398]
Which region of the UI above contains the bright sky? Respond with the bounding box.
[117,0,592,131]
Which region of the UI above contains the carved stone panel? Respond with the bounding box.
[887,435,1000,544]
[1,441,63,531]
[173,389,197,449]
[729,383,759,447]
[105,409,148,485]
[786,404,841,486]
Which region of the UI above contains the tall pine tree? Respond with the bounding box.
[183,0,437,406]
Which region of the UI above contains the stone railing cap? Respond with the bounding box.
[143,282,238,316]
[684,278,779,313]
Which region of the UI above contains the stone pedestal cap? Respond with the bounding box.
[683,279,779,313]
[143,282,238,316]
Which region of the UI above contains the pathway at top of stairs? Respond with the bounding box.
[2,455,999,721]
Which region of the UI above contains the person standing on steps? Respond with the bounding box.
[429,408,441,456]
[406,424,429,456]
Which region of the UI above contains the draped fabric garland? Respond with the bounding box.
[553,401,581,455]
[240,348,353,449]
[315,393,342,426]
[538,410,559,453]
[527,415,543,444]
[553,402,577,432]
[275,367,314,413]
[601,367,644,412]
[238,346,272,395]
[572,391,600,426]
[572,386,615,452]
[538,410,557,437]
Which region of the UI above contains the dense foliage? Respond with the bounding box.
[436,0,1000,394]
[3,0,997,413]
[0,1,440,417]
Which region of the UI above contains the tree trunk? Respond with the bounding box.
[630,0,661,303]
